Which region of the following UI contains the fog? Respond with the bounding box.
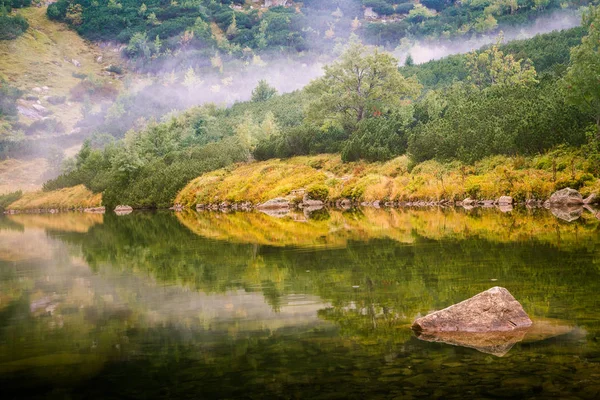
[135,8,582,113]
[396,9,581,64]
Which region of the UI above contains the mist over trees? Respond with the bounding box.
[42,4,600,208]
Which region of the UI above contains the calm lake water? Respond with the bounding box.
[1,207,600,399]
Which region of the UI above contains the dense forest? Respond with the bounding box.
[36,4,600,209]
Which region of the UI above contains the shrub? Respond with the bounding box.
[106,65,124,75]
[26,118,65,135]
[0,190,22,212]
[341,116,408,162]
[0,79,22,117]
[395,3,415,14]
[47,0,68,21]
[306,184,329,201]
[70,78,118,101]
[0,14,28,40]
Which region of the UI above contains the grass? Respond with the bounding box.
[0,6,123,132]
[6,184,102,211]
[176,148,600,206]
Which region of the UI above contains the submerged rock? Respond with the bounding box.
[84,207,105,214]
[412,287,532,333]
[550,205,582,222]
[169,203,184,212]
[549,188,583,206]
[416,329,527,357]
[415,317,581,357]
[114,205,133,215]
[498,196,513,206]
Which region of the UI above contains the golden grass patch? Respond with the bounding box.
[7,184,102,210]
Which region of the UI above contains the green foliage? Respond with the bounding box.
[408,81,588,163]
[306,43,421,130]
[306,184,329,201]
[251,80,277,102]
[466,35,538,88]
[0,13,28,40]
[0,78,22,118]
[341,115,409,162]
[44,108,250,208]
[0,190,22,212]
[564,5,600,135]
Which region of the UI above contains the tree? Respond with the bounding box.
[466,35,537,88]
[183,67,202,89]
[251,80,277,102]
[564,5,600,137]
[306,43,421,129]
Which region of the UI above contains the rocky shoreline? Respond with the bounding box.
[181,187,598,213]
[5,188,599,222]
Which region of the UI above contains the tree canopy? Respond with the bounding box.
[306,43,421,130]
[564,5,600,136]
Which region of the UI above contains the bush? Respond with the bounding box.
[70,78,118,101]
[0,14,28,40]
[47,0,68,21]
[106,65,124,75]
[395,3,415,14]
[306,184,329,201]
[0,79,22,117]
[26,118,65,135]
[341,116,408,162]
[0,190,22,212]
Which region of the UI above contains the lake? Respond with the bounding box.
[1,207,599,399]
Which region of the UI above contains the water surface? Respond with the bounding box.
[1,208,599,399]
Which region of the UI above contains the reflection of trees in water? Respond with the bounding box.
[2,210,600,398]
[51,210,600,332]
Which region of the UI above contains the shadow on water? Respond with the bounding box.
[0,208,599,399]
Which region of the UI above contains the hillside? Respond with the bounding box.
[0,6,123,132]
[27,13,599,211]
[0,5,124,193]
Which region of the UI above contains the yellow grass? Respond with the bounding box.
[176,149,599,206]
[7,184,102,210]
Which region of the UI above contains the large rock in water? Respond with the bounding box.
[549,188,583,205]
[412,287,532,333]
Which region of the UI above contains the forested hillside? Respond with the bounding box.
[31,4,600,209]
[45,0,589,71]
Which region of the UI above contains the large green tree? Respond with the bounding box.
[564,5,600,136]
[305,43,421,130]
